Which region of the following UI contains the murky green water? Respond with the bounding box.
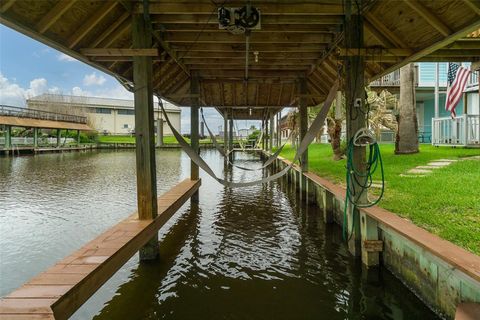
[0,149,438,319]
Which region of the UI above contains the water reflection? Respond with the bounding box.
[0,149,438,319]
[93,150,437,320]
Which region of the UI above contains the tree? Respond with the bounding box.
[395,63,419,154]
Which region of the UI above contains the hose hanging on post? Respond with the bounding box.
[342,131,385,241]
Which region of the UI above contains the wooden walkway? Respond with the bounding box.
[0,116,91,131]
[0,179,201,320]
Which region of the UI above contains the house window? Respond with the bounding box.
[123,124,129,129]
[96,108,111,114]
[118,109,135,115]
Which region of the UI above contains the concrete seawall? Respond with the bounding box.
[271,155,480,319]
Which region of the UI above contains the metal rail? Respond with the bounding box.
[0,105,87,124]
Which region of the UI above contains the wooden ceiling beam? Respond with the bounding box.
[67,1,118,48]
[151,14,343,25]
[151,29,190,76]
[164,32,333,44]
[90,12,130,48]
[463,0,480,16]
[98,19,130,48]
[179,51,321,59]
[338,48,413,57]
[183,59,316,65]
[445,40,480,49]
[35,0,77,34]
[138,3,344,15]
[364,12,408,48]
[0,0,16,13]
[219,82,225,107]
[81,48,159,56]
[160,23,339,33]
[373,19,480,80]
[198,70,305,79]
[171,43,327,52]
[404,0,452,37]
[189,65,309,70]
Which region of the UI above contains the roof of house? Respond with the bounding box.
[27,94,181,112]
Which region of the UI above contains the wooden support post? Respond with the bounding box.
[277,113,281,148]
[344,0,376,264]
[229,117,234,161]
[190,72,200,202]
[56,129,61,147]
[33,127,38,148]
[132,12,159,260]
[156,113,164,147]
[4,125,11,148]
[223,111,228,158]
[299,78,308,193]
[269,113,274,151]
[76,130,80,146]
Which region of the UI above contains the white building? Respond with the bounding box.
[26,94,181,135]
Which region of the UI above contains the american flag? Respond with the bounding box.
[445,63,470,118]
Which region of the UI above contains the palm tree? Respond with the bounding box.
[395,63,419,154]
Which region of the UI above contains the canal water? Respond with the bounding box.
[0,149,439,319]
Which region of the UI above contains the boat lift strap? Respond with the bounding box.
[160,79,339,188]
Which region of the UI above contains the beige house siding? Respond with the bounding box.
[26,94,181,135]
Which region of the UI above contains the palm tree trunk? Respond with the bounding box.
[395,63,419,154]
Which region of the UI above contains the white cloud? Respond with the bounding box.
[83,72,106,86]
[0,74,62,107]
[58,53,77,62]
[71,86,91,96]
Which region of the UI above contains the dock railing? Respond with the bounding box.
[0,105,87,124]
[432,114,480,147]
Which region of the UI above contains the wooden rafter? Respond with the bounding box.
[404,0,452,37]
[151,14,343,25]
[364,12,408,48]
[68,1,118,48]
[0,0,15,13]
[99,19,131,48]
[81,48,159,56]
[35,0,77,34]
[90,12,130,48]
[374,19,480,79]
[138,3,344,15]
[463,0,480,16]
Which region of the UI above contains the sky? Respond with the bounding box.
[0,25,261,134]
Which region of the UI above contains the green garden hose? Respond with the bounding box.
[342,138,385,241]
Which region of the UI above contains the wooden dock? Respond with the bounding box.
[0,179,201,320]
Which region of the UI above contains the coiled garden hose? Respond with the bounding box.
[342,138,385,241]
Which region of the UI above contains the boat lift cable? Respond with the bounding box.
[159,79,339,188]
[342,128,385,241]
[200,107,290,171]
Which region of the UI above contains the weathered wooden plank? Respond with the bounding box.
[0,116,92,131]
[404,0,452,37]
[90,12,130,48]
[67,1,118,48]
[151,14,343,25]
[0,179,201,320]
[138,2,344,15]
[35,0,77,34]
[81,48,159,56]
[0,0,16,13]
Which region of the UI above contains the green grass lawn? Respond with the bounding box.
[97,135,216,145]
[279,143,480,254]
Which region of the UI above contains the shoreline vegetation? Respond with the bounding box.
[278,143,480,255]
